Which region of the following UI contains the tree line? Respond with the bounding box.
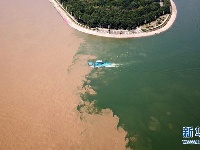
[59,0,171,30]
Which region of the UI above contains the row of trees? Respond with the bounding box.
[59,0,171,30]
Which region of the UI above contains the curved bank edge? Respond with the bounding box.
[49,0,177,38]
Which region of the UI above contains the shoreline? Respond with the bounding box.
[49,0,177,38]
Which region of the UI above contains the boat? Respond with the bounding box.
[88,60,112,68]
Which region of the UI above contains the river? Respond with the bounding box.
[78,0,200,149]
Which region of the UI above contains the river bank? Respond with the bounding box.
[49,0,177,38]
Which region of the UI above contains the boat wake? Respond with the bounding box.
[105,63,120,68]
